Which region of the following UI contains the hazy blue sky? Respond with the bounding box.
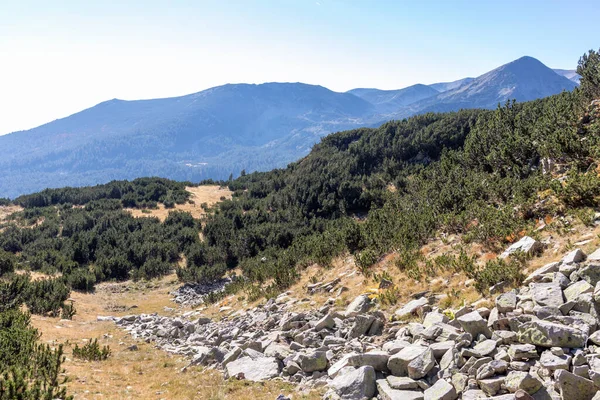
[1,0,598,134]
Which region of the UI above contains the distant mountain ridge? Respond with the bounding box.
[0,56,578,198]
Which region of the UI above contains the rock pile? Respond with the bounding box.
[170,278,231,306]
[107,244,600,400]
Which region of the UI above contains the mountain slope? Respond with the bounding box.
[413,56,578,113]
[553,68,581,84]
[0,83,380,198]
[347,84,439,114]
[428,77,475,92]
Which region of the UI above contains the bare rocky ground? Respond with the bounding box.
[103,237,600,400]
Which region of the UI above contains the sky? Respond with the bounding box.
[1,0,598,135]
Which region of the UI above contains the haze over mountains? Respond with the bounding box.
[0,56,578,198]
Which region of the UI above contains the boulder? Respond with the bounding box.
[508,344,538,361]
[587,247,600,262]
[529,282,564,308]
[387,345,427,376]
[472,339,497,357]
[457,310,492,339]
[496,291,517,313]
[539,350,571,371]
[517,320,587,348]
[293,350,328,373]
[422,311,448,327]
[503,371,542,394]
[345,295,372,317]
[407,347,435,379]
[376,379,424,400]
[477,376,505,396]
[563,280,594,302]
[347,350,390,372]
[561,248,586,265]
[395,297,429,319]
[424,379,457,400]
[347,314,375,338]
[500,236,542,259]
[315,313,336,331]
[524,262,560,284]
[554,370,597,400]
[576,263,600,286]
[225,356,280,381]
[328,365,376,400]
[386,376,419,390]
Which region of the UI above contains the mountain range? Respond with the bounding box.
[0,56,579,198]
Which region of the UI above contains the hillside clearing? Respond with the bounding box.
[126,185,232,221]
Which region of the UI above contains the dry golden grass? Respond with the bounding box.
[126,186,232,222]
[30,274,321,400]
[0,204,22,223]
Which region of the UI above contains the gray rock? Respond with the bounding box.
[539,350,571,371]
[588,330,600,345]
[492,330,518,345]
[500,236,542,259]
[424,379,457,400]
[561,248,586,265]
[395,297,429,319]
[529,282,564,308]
[315,313,336,331]
[345,294,372,317]
[386,376,419,390]
[387,345,427,376]
[504,371,542,394]
[407,347,435,379]
[508,344,538,361]
[477,376,505,396]
[576,263,600,286]
[382,340,412,355]
[496,291,517,313]
[293,350,328,372]
[328,354,353,378]
[329,365,376,400]
[588,247,600,262]
[517,320,587,348]
[451,372,469,393]
[457,311,492,339]
[347,350,389,372]
[476,359,507,380]
[554,370,597,400]
[423,311,448,327]
[564,280,594,302]
[430,341,455,359]
[347,314,375,338]
[264,343,292,360]
[376,379,424,400]
[524,262,560,284]
[473,339,497,357]
[552,272,571,289]
[226,356,280,381]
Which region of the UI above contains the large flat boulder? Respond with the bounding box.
[530,282,564,308]
[225,356,280,381]
[517,320,587,348]
[395,297,429,318]
[500,236,542,259]
[376,379,424,400]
